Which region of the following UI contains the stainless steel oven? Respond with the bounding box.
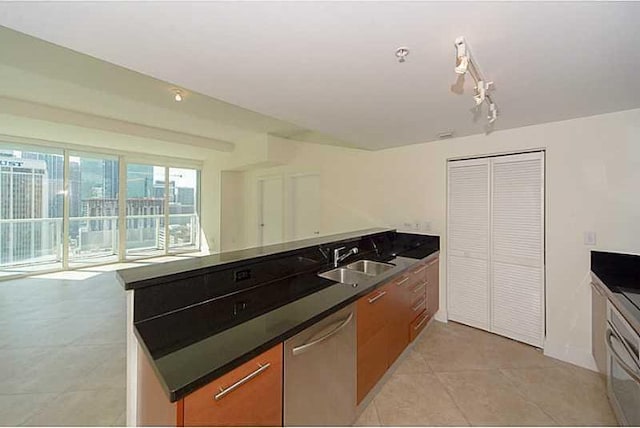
[606,302,640,426]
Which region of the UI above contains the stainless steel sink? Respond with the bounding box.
[345,260,395,276]
[318,268,371,285]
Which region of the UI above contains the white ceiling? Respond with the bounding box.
[0,1,639,150]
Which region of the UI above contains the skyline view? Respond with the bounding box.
[0,148,199,268]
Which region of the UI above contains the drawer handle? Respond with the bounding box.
[214,363,271,401]
[412,266,427,274]
[414,313,429,331]
[396,277,409,286]
[292,312,354,356]
[412,282,426,294]
[368,290,387,304]
[412,298,425,312]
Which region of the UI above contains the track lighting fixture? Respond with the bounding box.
[452,36,499,126]
[454,36,469,75]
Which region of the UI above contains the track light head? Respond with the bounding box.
[454,36,468,75]
[474,80,486,105]
[455,55,469,75]
[488,102,498,124]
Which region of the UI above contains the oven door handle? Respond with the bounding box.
[606,329,640,383]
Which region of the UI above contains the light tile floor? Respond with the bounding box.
[0,265,618,427]
[355,321,618,427]
[0,269,127,426]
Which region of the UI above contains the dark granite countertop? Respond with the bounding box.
[118,228,392,290]
[591,250,640,335]
[136,251,439,402]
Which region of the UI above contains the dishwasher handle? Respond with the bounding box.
[607,329,640,383]
[292,312,354,356]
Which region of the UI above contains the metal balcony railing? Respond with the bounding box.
[0,213,199,268]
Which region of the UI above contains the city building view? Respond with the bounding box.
[0,148,199,272]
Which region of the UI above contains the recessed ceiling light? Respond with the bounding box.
[395,47,409,63]
[173,90,183,102]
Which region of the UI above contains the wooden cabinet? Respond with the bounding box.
[357,284,391,404]
[356,255,439,403]
[425,257,440,323]
[183,344,283,427]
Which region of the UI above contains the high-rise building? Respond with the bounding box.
[127,164,154,198]
[104,159,119,199]
[0,156,54,265]
[21,152,64,218]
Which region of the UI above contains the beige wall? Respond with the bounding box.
[232,108,640,370]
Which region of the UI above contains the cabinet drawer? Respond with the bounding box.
[409,310,430,342]
[409,263,428,283]
[357,284,391,344]
[410,295,426,317]
[183,344,283,427]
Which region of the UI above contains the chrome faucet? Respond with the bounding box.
[333,246,359,267]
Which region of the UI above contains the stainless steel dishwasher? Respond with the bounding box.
[284,304,356,426]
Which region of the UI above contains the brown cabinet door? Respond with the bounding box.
[183,344,283,427]
[357,284,391,404]
[426,258,439,319]
[387,277,411,366]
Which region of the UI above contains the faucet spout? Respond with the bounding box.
[333,246,359,268]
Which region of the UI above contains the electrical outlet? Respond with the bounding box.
[584,231,597,246]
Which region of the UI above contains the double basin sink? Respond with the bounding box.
[318,260,395,286]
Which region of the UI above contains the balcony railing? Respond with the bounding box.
[0,213,199,268]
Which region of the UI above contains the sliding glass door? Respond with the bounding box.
[125,163,166,258]
[125,164,200,258]
[168,167,199,252]
[68,153,120,267]
[0,142,201,276]
[0,147,64,275]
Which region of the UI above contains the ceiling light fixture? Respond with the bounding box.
[173,90,183,102]
[452,36,498,126]
[395,47,410,63]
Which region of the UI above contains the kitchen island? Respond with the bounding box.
[119,228,439,426]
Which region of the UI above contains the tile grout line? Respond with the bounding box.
[431,371,473,427]
[496,367,562,425]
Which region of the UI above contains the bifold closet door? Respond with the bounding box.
[447,159,490,330]
[490,152,544,347]
[448,152,545,348]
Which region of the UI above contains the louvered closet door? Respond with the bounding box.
[490,152,544,347]
[447,159,490,330]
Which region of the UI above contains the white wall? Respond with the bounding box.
[233,108,640,370]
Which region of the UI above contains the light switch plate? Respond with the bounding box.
[584,231,597,246]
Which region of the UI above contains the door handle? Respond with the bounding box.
[292,312,354,356]
[606,329,640,383]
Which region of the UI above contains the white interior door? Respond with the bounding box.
[490,152,545,347]
[289,174,320,240]
[258,176,284,246]
[447,159,490,330]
